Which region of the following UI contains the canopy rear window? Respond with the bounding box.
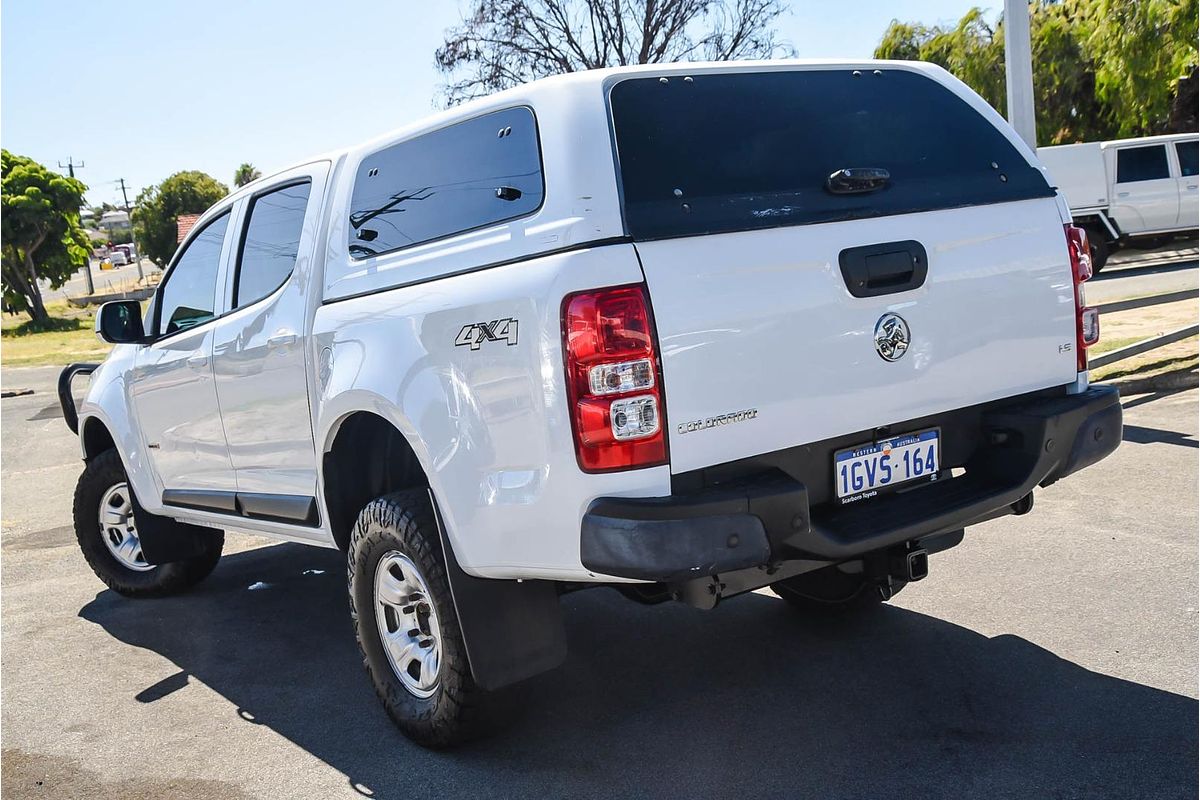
[609,69,1054,241]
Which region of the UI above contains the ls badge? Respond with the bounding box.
[455,318,519,350]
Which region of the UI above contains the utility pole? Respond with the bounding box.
[1003,0,1037,150]
[116,178,143,280]
[59,157,95,295]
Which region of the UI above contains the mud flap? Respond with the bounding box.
[130,490,223,564]
[429,491,567,691]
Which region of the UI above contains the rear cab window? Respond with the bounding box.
[347,107,544,259]
[234,181,312,308]
[608,68,1054,241]
[1175,141,1198,177]
[1116,145,1170,183]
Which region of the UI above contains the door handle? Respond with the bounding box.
[267,331,298,348]
[186,355,209,369]
[1117,191,1131,198]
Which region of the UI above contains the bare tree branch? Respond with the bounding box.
[435,0,794,106]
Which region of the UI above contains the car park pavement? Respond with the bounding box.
[0,364,1196,799]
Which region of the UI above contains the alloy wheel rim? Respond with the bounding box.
[98,482,154,572]
[374,551,442,699]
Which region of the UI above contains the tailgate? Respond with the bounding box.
[609,65,1076,474]
[637,201,1076,473]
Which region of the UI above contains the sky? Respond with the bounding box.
[1,1,993,208]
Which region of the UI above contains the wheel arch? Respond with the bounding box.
[320,406,432,551]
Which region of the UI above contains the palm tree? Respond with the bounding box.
[233,163,262,187]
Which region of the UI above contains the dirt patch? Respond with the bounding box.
[1,749,254,800]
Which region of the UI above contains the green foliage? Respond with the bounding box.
[132,171,228,267]
[1,150,91,324]
[233,163,262,187]
[875,0,1199,144]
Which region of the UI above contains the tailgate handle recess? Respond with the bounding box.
[839,240,928,298]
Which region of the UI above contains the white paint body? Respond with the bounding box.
[1038,133,1200,235]
[78,60,1085,582]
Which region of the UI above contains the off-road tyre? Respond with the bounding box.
[73,449,223,598]
[1084,227,1110,273]
[348,489,486,748]
[771,564,906,614]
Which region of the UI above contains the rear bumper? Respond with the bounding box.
[581,385,1122,582]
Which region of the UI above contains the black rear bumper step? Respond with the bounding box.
[582,385,1121,581]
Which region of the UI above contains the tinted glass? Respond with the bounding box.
[1176,141,1198,177]
[610,69,1053,241]
[1116,145,1169,183]
[235,182,311,308]
[157,212,229,335]
[347,107,543,259]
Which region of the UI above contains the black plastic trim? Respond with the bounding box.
[162,489,320,526]
[839,240,928,297]
[162,489,239,514]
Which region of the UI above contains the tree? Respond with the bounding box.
[132,171,228,267]
[435,0,794,105]
[1,151,91,326]
[875,0,1198,144]
[233,162,262,187]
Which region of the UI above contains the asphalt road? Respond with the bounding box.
[2,378,1198,794]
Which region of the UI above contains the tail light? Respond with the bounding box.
[1066,224,1099,371]
[562,285,667,472]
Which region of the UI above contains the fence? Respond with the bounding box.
[1091,288,1198,370]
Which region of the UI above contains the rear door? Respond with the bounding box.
[609,66,1078,474]
[211,163,328,511]
[1110,143,1179,232]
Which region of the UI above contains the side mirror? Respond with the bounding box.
[95,300,146,344]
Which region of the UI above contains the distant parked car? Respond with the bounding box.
[108,249,131,266]
[1038,133,1198,270]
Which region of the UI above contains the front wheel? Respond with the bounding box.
[348,490,486,748]
[72,449,223,598]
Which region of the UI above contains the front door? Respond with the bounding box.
[211,163,328,506]
[1109,143,1179,233]
[130,211,236,494]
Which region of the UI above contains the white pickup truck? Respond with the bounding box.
[61,60,1122,747]
[1038,133,1199,270]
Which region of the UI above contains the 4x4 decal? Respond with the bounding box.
[455,318,519,350]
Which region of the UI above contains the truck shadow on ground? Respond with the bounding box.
[79,543,1198,800]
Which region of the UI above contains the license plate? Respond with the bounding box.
[834,429,940,504]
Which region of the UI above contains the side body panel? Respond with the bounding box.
[312,245,670,580]
[1037,142,1108,212]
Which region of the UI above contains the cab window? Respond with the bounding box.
[1175,141,1198,178]
[1116,145,1170,183]
[157,212,230,336]
[233,182,311,308]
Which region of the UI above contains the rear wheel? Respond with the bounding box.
[1085,228,1110,273]
[348,490,485,748]
[770,564,905,614]
[73,449,223,598]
